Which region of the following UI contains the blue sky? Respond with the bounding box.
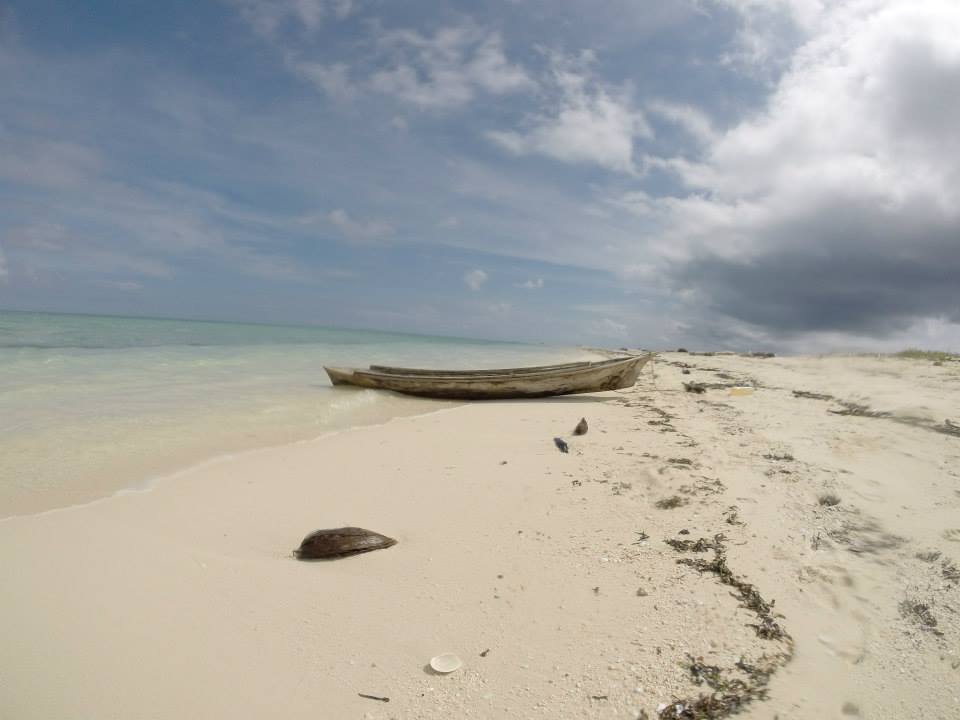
[1,0,958,350]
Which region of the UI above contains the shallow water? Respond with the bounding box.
[0,311,597,517]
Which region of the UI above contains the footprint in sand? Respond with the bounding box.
[943,529,960,543]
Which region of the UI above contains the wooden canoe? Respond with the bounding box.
[324,353,653,400]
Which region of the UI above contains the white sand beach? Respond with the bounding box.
[2,353,959,719]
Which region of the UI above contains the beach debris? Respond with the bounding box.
[817,493,841,507]
[499,460,508,465]
[748,351,775,358]
[553,437,569,453]
[636,587,649,596]
[634,530,650,544]
[668,457,693,466]
[828,402,890,418]
[723,507,745,526]
[898,598,941,634]
[679,529,690,535]
[916,550,942,563]
[592,586,600,595]
[728,386,754,397]
[683,382,707,394]
[429,653,463,673]
[657,537,794,719]
[591,695,609,700]
[665,535,725,553]
[762,452,794,461]
[792,389,835,401]
[682,368,691,374]
[942,559,960,583]
[842,701,861,716]
[358,693,390,703]
[573,417,589,435]
[480,648,490,657]
[677,348,689,353]
[939,419,960,436]
[294,527,397,560]
[655,495,688,510]
[828,515,904,555]
[671,534,790,642]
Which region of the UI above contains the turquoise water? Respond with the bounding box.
[0,311,596,517]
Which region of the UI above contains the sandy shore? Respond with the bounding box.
[2,353,959,719]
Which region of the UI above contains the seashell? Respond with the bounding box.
[294,527,397,560]
[573,417,588,436]
[429,653,462,674]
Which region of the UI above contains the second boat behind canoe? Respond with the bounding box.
[324,353,653,400]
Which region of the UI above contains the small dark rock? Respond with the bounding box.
[553,437,569,453]
[573,417,589,436]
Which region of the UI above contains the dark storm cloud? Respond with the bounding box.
[673,201,960,337]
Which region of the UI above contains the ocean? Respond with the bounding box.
[0,311,598,518]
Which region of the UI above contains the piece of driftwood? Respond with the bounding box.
[294,527,397,560]
[324,355,653,400]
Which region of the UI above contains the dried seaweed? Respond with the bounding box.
[937,419,960,437]
[792,390,834,401]
[817,493,841,507]
[656,495,689,510]
[827,516,904,555]
[942,559,960,583]
[656,537,793,719]
[829,402,891,418]
[665,535,726,553]
[672,536,790,642]
[899,597,942,634]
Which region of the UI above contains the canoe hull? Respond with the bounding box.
[324,354,652,400]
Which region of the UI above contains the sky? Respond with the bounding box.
[1,0,958,351]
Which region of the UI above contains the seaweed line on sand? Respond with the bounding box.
[656,534,794,719]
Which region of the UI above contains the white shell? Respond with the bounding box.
[429,653,463,673]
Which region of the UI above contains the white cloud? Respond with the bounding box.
[487,53,650,173]
[708,0,827,71]
[515,277,544,289]
[228,0,352,40]
[644,0,960,339]
[464,268,487,291]
[290,61,355,101]
[370,26,533,109]
[646,100,717,144]
[326,208,394,241]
